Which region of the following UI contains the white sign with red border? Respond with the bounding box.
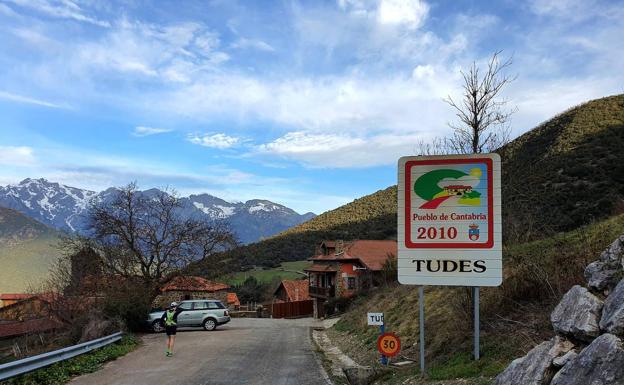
[397,154,502,286]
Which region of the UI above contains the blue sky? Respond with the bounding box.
[0,0,623,214]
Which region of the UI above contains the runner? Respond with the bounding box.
[161,302,184,357]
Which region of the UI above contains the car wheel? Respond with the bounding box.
[203,318,217,331]
[152,320,165,333]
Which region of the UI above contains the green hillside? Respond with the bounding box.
[217,260,311,286]
[0,207,62,293]
[191,94,624,278]
[500,94,624,242]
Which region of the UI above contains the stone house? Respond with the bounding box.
[305,240,397,318]
[153,276,232,309]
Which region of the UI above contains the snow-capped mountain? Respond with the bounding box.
[0,178,98,232]
[0,178,316,244]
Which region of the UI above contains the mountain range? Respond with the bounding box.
[0,178,315,244]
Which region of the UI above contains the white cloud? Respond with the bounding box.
[72,20,229,83]
[5,0,110,27]
[377,0,429,29]
[188,133,243,149]
[256,131,433,168]
[230,38,275,52]
[132,126,173,137]
[0,91,67,109]
[0,146,36,166]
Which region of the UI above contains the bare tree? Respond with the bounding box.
[87,182,237,285]
[443,50,517,154]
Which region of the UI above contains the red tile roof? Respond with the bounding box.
[304,264,338,272]
[0,294,35,301]
[161,276,231,292]
[226,292,240,306]
[277,280,310,301]
[0,318,62,339]
[310,240,397,271]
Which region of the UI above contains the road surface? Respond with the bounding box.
[71,318,330,385]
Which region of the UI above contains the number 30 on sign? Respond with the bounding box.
[377,333,401,357]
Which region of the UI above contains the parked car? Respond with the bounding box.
[146,299,230,332]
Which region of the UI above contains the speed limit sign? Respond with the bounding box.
[377,332,401,357]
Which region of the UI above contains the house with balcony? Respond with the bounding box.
[304,240,397,318]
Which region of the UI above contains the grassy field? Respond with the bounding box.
[216,260,311,285]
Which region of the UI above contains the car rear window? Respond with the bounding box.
[208,301,225,309]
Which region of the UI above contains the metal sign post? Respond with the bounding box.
[473,286,480,360]
[419,286,425,374]
[380,322,387,365]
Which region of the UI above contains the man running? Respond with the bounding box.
[161,302,184,357]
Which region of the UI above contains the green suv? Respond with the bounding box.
[147,299,231,332]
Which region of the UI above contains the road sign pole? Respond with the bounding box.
[473,286,480,360]
[380,323,387,365]
[419,286,425,374]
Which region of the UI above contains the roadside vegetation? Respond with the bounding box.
[4,335,138,385]
[328,214,624,382]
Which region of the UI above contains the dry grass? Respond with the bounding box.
[330,214,624,381]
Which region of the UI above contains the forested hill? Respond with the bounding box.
[192,93,624,276]
[190,186,397,275]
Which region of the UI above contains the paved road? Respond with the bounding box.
[71,318,330,385]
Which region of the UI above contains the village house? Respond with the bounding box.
[153,276,233,309]
[305,240,397,318]
[0,294,36,308]
[273,280,310,303]
[0,294,52,321]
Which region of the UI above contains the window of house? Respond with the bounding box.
[346,277,356,290]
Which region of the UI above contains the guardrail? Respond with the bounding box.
[0,332,122,381]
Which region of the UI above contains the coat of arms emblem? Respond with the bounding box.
[468,224,480,241]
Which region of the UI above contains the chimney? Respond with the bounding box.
[336,240,344,255]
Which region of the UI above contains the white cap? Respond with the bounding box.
[170,302,178,307]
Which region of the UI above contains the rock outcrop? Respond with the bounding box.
[495,234,624,385]
[550,285,603,342]
[550,333,624,385]
[585,235,624,293]
[492,337,573,385]
[600,278,624,336]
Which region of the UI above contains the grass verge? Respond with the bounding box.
[3,335,139,385]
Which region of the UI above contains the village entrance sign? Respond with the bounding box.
[397,153,502,372]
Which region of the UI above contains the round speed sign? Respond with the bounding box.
[377,332,401,357]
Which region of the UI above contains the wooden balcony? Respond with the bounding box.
[309,286,335,298]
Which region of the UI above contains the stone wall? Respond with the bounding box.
[153,290,229,309]
[493,235,624,385]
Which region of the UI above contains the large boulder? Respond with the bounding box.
[551,333,624,385]
[551,285,604,342]
[585,235,624,293]
[600,278,624,337]
[492,336,574,385]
